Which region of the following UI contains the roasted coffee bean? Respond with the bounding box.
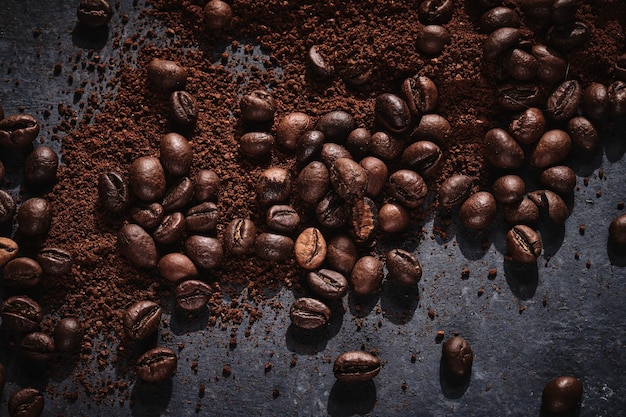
[441,336,473,380]
[329,158,367,203]
[320,142,351,167]
[614,53,626,82]
[540,165,576,195]
[289,297,331,330]
[532,44,568,85]
[528,189,568,224]
[316,191,350,229]
[529,129,571,168]
[542,376,583,414]
[3,257,43,289]
[609,214,626,246]
[401,75,438,116]
[351,256,384,296]
[158,252,198,283]
[239,132,275,157]
[503,48,538,81]
[480,7,520,32]
[118,224,158,269]
[520,0,553,23]
[193,169,219,202]
[204,0,232,30]
[497,83,542,111]
[307,45,334,78]
[0,190,16,223]
[333,351,381,383]
[374,93,411,133]
[136,347,177,382]
[509,107,545,145]
[418,0,453,24]
[160,133,193,176]
[369,131,404,161]
[388,169,428,209]
[276,112,312,150]
[346,128,371,157]
[386,249,422,286]
[582,82,608,122]
[8,388,44,417]
[185,235,223,270]
[296,130,325,165]
[483,27,522,61]
[77,0,113,28]
[360,156,388,197]
[25,146,58,185]
[147,59,187,91]
[175,279,212,312]
[131,203,165,230]
[185,202,218,233]
[294,227,327,270]
[54,317,82,352]
[223,218,256,255]
[17,197,52,236]
[240,90,276,123]
[351,197,377,243]
[123,300,162,340]
[256,167,291,205]
[547,21,589,50]
[316,111,355,143]
[0,114,39,148]
[459,191,497,230]
[503,197,539,226]
[401,140,443,178]
[608,81,626,116]
[307,269,348,300]
[0,237,19,267]
[546,80,582,121]
[98,172,128,213]
[298,161,329,204]
[551,0,577,24]
[162,177,193,212]
[417,25,451,55]
[254,233,294,262]
[20,332,55,363]
[438,175,473,209]
[129,156,167,202]
[492,175,525,204]
[410,113,451,144]
[341,55,373,88]
[266,205,300,233]
[507,225,542,263]
[1,296,43,333]
[326,235,358,275]
[169,90,198,129]
[484,128,524,169]
[153,212,185,245]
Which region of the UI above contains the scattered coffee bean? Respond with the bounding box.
[484,128,524,169]
[492,175,525,204]
[297,161,329,204]
[184,235,223,270]
[0,114,40,148]
[8,388,44,417]
[162,177,193,212]
[441,336,473,380]
[240,90,276,123]
[321,144,354,167]
[153,212,185,245]
[326,234,358,275]
[608,80,626,116]
[130,203,165,230]
[316,191,350,228]
[20,331,55,363]
[239,132,275,157]
[266,205,300,233]
[374,93,411,133]
[369,131,404,161]
[17,197,52,236]
[547,21,589,50]
[483,27,522,60]
[307,269,349,300]
[129,156,167,202]
[417,25,451,55]
[54,317,82,352]
[438,174,473,209]
[169,90,198,130]
[254,233,294,262]
[203,0,232,30]
[509,107,545,145]
[528,189,568,224]
[410,113,451,144]
[3,257,43,289]
[185,202,219,233]
[136,346,177,382]
[223,218,256,255]
[175,279,212,312]
[256,167,291,205]
[0,237,19,267]
[507,225,542,263]
[529,129,571,169]
[193,169,219,202]
[118,224,158,269]
[386,249,422,286]
[360,156,388,197]
[582,82,608,122]
[540,166,576,195]
[77,0,113,28]
[568,116,599,152]
[276,112,312,150]
[160,133,193,176]
[401,140,443,178]
[25,146,58,185]
[296,130,325,166]
[542,376,583,414]
[123,300,162,340]
[345,127,371,157]
[351,197,378,243]
[503,47,538,81]
[289,297,331,330]
[0,296,43,333]
[503,197,540,226]
[609,214,626,246]
[378,202,411,233]
[329,158,368,203]
[147,58,187,91]
[546,79,582,121]
[480,7,520,32]
[459,191,497,230]
[532,44,568,84]
[401,75,438,116]
[351,255,384,296]
[98,172,128,213]
[158,252,198,283]
[552,0,577,24]
[307,45,334,78]
[315,110,355,143]
[388,169,428,209]
[333,351,381,383]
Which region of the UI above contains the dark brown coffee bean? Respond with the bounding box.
[185,202,218,233]
[147,59,187,91]
[296,130,326,166]
[369,131,404,161]
[169,90,198,129]
[307,269,349,300]
[0,114,39,148]
[136,347,177,382]
[297,161,329,205]
[492,175,525,204]
[547,21,589,50]
[333,351,381,383]
[351,197,377,243]
[130,203,164,230]
[507,225,542,263]
[360,156,388,197]
[551,0,577,24]
[483,27,522,61]
[497,83,542,111]
[294,227,327,270]
[374,93,411,133]
[175,279,212,312]
[582,82,608,122]
[441,336,473,380]
[503,48,538,81]
[153,212,185,245]
[529,129,571,168]
[401,75,438,116]
[77,0,113,28]
[480,7,520,32]
[459,191,497,230]
[0,190,16,223]
[193,169,219,202]
[528,189,568,224]
[608,81,626,116]
[503,197,540,226]
[223,218,256,255]
[123,300,162,340]
[345,128,371,157]
[266,205,300,234]
[276,112,312,151]
[509,107,545,145]
[289,297,331,330]
[316,191,350,229]
[316,110,356,143]
[401,140,443,178]
[388,169,428,209]
[118,224,158,269]
[160,133,193,177]
[158,252,198,283]
[386,249,422,286]
[326,235,358,275]
[546,80,582,121]
[240,90,276,123]
[418,0,453,24]
[307,45,334,78]
[609,214,626,246]
[256,167,291,205]
[25,146,58,185]
[329,158,367,203]
[20,332,55,363]
[98,172,128,213]
[542,376,583,414]
[521,0,553,24]
[0,237,19,267]
[410,113,451,144]
[484,128,524,169]
[320,142,352,167]
[254,233,294,262]
[54,317,82,352]
[184,235,223,270]
[351,256,384,296]
[540,165,576,195]
[239,132,275,157]
[532,44,568,85]
[129,156,166,202]
[438,175,473,209]
[17,197,52,236]
[8,388,44,417]
[162,177,193,212]
[1,296,43,333]
[3,257,42,289]
[417,25,451,55]
[204,0,232,30]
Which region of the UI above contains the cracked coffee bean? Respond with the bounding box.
[546,80,582,121]
[386,249,422,286]
[351,197,378,243]
[401,75,438,116]
[147,59,187,91]
[130,203,164,230]
[441,336,473,380]
[54,317,83,352]
[507,225,542,263]
[98,172,128,213]
[333,351,381,383]
[542,376,583,414]
[118,224,158,269]
[509,107,545,145]
[123,300,162,341]
[0,114,40,148]
[321,143,353,167]
[0,296,43,333]
[20,331,55,363]
[136,346,177,382]
[266,205,300,234]
[307,269,349,300]
[223,218,256,255]
[77,0,113,28]
[289,297,331,330]
[175,279,212,312]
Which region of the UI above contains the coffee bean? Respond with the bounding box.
[401,140,443,178]
[147,59,187,91]
[240,90,276,123]
[136,347,177,382]
[333,351,381,383]
[552,0,577,24]
[388,169,428,209]
[98,172,128,213]
[185,202,219,233]
[184,235,223,270]
[326,235,358,275]
[410,113,451,144]
[497,83,542,111]
[162,177,193,212]
[25,146,58,185]
[256,167,291,205]
[3,257,43,289]
[160,133,193,176]
[118,224,158,269]
[509,107,545,145]
[239,132,275,157]
[20,331,55,363]
[546,80,582,121]
[329,158,367,203]
[351,255,384,296]
[418,0,453,24]
[542,376,583,414]
[378,202,410,233]
[175,279,212,312]
[153,212,185,245]
[204,0,232,30]
[492,175,525,204]
[8,388,44,417]
[441,336,473,380]
[547,21,589,50]
[289,297,331,330]
[582,82,608,122]
[480,7,520,32]
[351,197,378,243]
[307,269,349,300]
[17,197,52,236]
[0,114,39,148]
[609,214,626,246]
[77,0,113,28]
[266,205,300,233]
[374,93,411,133]
[608,81,626,116]
[254,233,294,262]
[528,189,568,224]
[503,197,540,226]
[276,112,312,151]
[532,44,568,85]
[316,191,350,228]
[417,25,451,55]
[503,47,538,81]
[438,174,473,209]
[507,225,542,263]
[401,75,438,117]
[131,203,165,230]
[0,237,19,267]
[307,45,334,78]
[54,317,82,352]
[129,156,167,202]
[158,252,198,283]
[520,0,553,24]
[193,169,220,202]
[540,165,576,195]
[483,27,522,61]
[0,190,16,223]
[223,218,256,255]
[529,129,571,168]
[369,131,404,161]
[459,191,497,230]
[1,296,43,333]
[123,300,162,340]
[317,111,356,143]
[346,128,372,157]
[296,130,325,166]
[386,249,422,286]
[297,161,329,205]
[615,53,626,82]
[169,90,198,130]
[359,156,388,197]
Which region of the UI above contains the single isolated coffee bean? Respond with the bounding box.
[540,165,576,195]
[289,297,331,330]
[297,161,329,205]
[77,0,113,28]
[417,25,451,55]
[316,191,350,229]
[492,175,525,204]
[351,255,384,296]
[483,27,522,61]
[528,189,568,224]
[266,205,300,234]
[329,158,368,203]
[480,7,520,32]
[123,300,162,341]
[256,167,291,205]
[136,347,177,382]
[484,128,524,169]
[459,191,497,230]
[8,388,44,417]
[296,130,325,166]
[438,175,473,209]
[152,212,185,245]
[17,197,52,236]
[239,132,275,157]
[98,172,128,213]
[185,202,219,233]
[0,237,19,267]
[25,146,58,185]
[276,112,312,150]
[400,140,443,178]
[175,279,212,312]
[509,107,545,145]
[223,218,256,255]
[240,90,276,123]
[147,58,187,91]
[203,0,232,30]
[503,197,540,226]
[388,169,428,209]
[386,249,422,286]
[333,351,381,383]
[374,93,411,133]
[542,376,583,414]
[360,156,388,197]
[20,331,55,363]
[307,45,334,78]
[118,224,158,269]
[529,129,571,169]
[507,225,542,263]
[307,269,349,300]
[546,80,582,121]
[0,114,40,148]
[441,336,473,380]
[368,131,404,161]
[131,203,165,230]
[315,110,355,143]
[193,169,219,202]
[158,252,198,283]
[378,202,411,233]
[129,156,167,202]
[54,317,83,352]
[568,116,599,152]
[609,214,626,246]
[169,90,198,129]
[254,233,294,262]
[162,177,194,212]
[160,133,193,176]
[1,296,43,333]
[401,74,438,116]
[3,257,43,289]
[351,197,378,243]
[184,235,223,270]
[582,82,609,122]
[326,234,358,275]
